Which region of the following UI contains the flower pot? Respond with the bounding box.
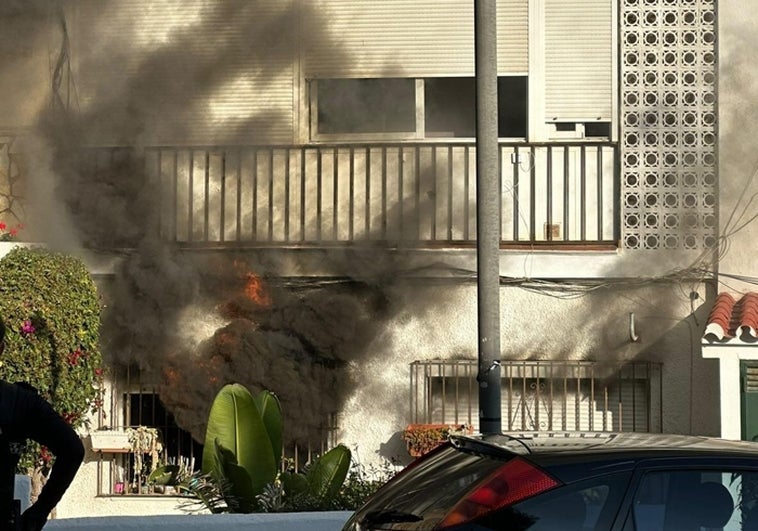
[402,423,473,457]
[90,430,131,453]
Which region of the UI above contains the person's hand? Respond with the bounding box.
[20,510,46,531]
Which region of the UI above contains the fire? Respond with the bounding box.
[231,259,271,307]
[244,272,271,306]
[164,367,179,385]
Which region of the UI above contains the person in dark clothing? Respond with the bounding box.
[0,318,85,531]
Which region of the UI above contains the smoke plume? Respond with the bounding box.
[2,0,410,446]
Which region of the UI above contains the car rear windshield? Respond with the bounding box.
[347,443,513,530]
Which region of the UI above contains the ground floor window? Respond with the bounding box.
[92,363,203,497]
[94,366,339,496]
[409,359,662,433]
[123,392,203,491]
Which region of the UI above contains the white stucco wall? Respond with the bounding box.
[2,0,745,520]
[54,455,195,519]
[718,2,758,294]
[340,279,719,466]
[45,271,720,519]
[702,346,758,441]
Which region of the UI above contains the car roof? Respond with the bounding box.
[451,431,758,458]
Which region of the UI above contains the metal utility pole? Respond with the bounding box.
[475,0,502,435]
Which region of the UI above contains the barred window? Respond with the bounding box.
[410,360,662,433]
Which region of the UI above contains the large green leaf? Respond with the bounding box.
[147,464,180,486]
[280,470,309,498]
[201,383,278,496]
[306,444,352,504]
[202,383,255,475]
[215,441,256,513]
[253,390,283,468]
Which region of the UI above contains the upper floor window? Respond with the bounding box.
[311,76,529,141]
[316,78,416,135]
[306,0,615,143]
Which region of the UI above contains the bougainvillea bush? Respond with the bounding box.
[0,246,103,469]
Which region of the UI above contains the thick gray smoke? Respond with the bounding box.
[2,0,412,446]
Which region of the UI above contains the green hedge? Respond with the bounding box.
[0,247,103,446]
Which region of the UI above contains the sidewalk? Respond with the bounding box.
[46,512,353,530]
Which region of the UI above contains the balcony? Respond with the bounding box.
[89,141,618,249]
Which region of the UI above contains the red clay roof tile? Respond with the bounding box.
[704,292,758,342]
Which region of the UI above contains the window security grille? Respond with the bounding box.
[410,360,662,433]
[95,366,339,496]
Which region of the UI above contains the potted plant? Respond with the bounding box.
[90,429,131,453]
[402,423,473,457]
[126,426,163,493]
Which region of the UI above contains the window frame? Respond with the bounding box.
[309,76,532,143]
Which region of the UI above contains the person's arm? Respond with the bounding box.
[17,391,84,530]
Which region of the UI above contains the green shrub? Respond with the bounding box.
[255,454,397,512]
[331,457,397,510]
[0,246,103,469]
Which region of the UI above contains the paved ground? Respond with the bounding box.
[46,512,354,530]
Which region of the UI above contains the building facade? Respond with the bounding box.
[1,0,753,519]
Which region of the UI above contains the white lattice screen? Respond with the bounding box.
[621,0,717,250]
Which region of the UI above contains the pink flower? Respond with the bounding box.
[20,320,35,336]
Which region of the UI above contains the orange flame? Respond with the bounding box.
[164,367,179,385]
[244,272,271,307]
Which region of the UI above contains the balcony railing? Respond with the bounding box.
[410,359,662,433]
[105,141,617,248]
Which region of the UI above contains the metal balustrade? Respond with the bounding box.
[87,141,618,248]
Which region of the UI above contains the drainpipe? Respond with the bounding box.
[475,0,502,435]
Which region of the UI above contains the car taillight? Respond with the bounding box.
[436,456,561,529]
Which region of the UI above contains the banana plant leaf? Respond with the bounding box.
[280,470,310,498]
[253,390,283,469]
[201,383,278,497]
[215,440,256,513]
[306,444,352,504]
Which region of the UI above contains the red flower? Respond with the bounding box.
[94,367,103,376]
[0,222,6,230]
[61,412,79,425]
[68,349,83,366]
[39,446,52,464]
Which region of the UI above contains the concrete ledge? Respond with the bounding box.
[46,512,353,530]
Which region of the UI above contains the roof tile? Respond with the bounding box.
[704,292,758,342]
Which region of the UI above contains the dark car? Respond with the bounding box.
[342,431,758,530]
